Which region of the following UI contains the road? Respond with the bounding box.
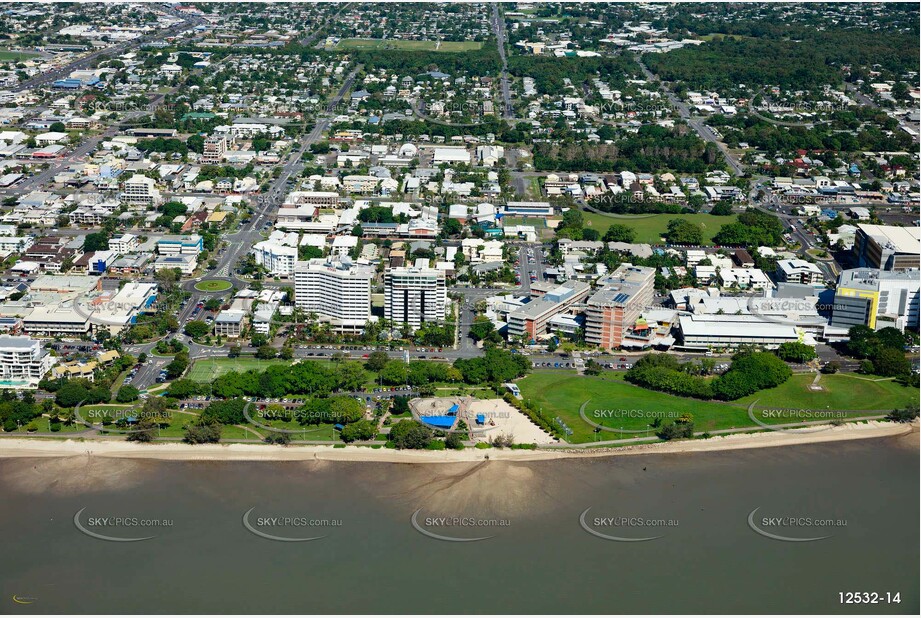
[12,101,171,194]
[10,27,216,196]
[844,83,919,143]
[748,180,840,282]
[299,3,352,46]
[191,68,359,292]
[12,8,203,93]
[491,3,514,119]
[637,59,745,176]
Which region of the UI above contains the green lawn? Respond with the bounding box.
[525,176,542,200]
[14,416,88,434]
[243,414,340,441]
[517,371,751,443]
[336,38,482,52]
[504,216,546,227]
[187,358,297,382]
[0,50,39,61]
[737,373,916,412]
[76,404,134,425]
[581,211,737,245]
[516,370,911,444]
[194,279,232,292]
[187,357,384,391]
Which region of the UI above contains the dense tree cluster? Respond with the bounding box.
[775,342,817,364]
[136,137,188,155]
[709,109,915,155]
[507,55,637,95]
[51,380,112,408]
[603,224,637,243]
[454,349,531,385]
[645,38,842,92]
[358,206,400,224]
[533,125,722,173]
[196,398,246,425]
[625,350,792,401]
[298,396,364,426]
[388,419,432,449]
[210,361,362,399]
[115,385,140,403]
[653,8,918,85]
[710,351,793,400]
[414,321,455,347]
[664,218,704,245]
[0,394,42,433]
[713,209,785,247]
[183,422,221,444]
[164,352,190,379]
[846,326,913,378]
[377,360,461,387]
[340,419,376,443]
[352,47,501,77]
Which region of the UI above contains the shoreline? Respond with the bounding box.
[0,420,915,463]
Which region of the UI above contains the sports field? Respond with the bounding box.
[187,358,294,382]
[581,211,737,245]
[335,38,482,52]
[0,50,39,61]
[503,216,546,227]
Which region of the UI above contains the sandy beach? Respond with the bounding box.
[0,420,915,463]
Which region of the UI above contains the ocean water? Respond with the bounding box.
[1,434,917,614]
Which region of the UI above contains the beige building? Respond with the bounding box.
[585,264,656,350]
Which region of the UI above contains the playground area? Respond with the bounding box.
[409,396,557,445]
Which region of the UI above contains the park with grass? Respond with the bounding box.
[516,370,917,443]
[581,211,738,245]
[187,357,296,382]
[0,49,39,61]
[335,38,482,52]
[194,279,233,293]
[737,372,917,412]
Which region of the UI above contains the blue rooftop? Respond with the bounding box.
[420,416,455,429]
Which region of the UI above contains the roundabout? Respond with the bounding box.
[193,279,233,293]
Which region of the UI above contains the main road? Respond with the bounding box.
[187,68,360,293]
[637,59,745,177]
[844,83,919,143]
[12,8,203,93]
[491,3,514,119]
